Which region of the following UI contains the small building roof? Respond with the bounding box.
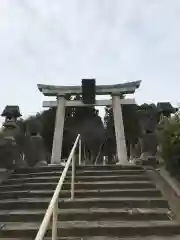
[38,80,141,96]
[1,105,22,118]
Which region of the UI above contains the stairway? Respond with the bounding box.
[0,165,179,239]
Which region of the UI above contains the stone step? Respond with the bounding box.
[0,165,179,239]
[6,175,150,184]
[0,208,170,222]
[0,188,162,199]
[0,181,156,191]
[10,169,146,179]
[1,220,180,238]
[1,237,180,240]
[13,165,143,174]
[0,198,169,210]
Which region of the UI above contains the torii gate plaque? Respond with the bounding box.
[38,79,141,165]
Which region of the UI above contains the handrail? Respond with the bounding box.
[34,134,81,240]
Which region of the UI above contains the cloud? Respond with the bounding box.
[0,0,180,124]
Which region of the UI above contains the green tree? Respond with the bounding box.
[17,95,105,163]
[161,114,180,177]
[104,104,140,159]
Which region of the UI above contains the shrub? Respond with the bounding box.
[161,114,180,178]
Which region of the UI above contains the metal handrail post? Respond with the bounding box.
[79,137,81,165]
[52,199,58,240]
[71,152,75,200]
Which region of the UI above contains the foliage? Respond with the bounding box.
[104,103,155,157]
[2,98,179,169]
[16,95,104,161]
[161,114,180,178]
[122,104,140,146]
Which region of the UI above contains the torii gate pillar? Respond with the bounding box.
[51,96,65,164]
[112,96,128,164]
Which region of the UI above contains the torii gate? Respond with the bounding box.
[38,80,141,165]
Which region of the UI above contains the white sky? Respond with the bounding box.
[0,0,180,125]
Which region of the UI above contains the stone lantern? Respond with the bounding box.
[157,102,178,122]
[0,106,25,169]
[1,105,22,129]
